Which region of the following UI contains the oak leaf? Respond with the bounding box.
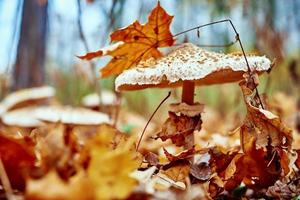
[78,2,174,77]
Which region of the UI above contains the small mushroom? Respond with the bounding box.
[33,106,110,126]
[0,107,44,136]
[33,106,111,144]
[115,43,272,150]
[0,86,55,113]
[81,90,118,116]
[2,107,44,128]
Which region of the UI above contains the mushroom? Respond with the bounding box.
[115,43,272,150]
[33,106,111,143]
[33,106,110,125]
[32,106,111,177]
[0,107,44,136]
[2,107,44,128]
[81,90,118,116]
[0,86,55,113]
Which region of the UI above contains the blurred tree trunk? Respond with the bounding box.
[12,0,48,90]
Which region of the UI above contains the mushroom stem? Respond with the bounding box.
[181,81,195,151]
[181,81,195,105]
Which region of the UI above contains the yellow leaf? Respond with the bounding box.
[87,126,141,199]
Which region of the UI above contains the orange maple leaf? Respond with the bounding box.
[78,2,174,78]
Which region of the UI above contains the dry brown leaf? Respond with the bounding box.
[163,147,195,162]
[0,133,36,190]
[144,151,159,166]
[239,80,293,152]
[296,149,300,169]
[156,112,201,146]
[161,159,190,183]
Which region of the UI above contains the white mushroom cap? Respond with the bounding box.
[115,43,271,91]
[1,107,44,127]
[33,106,111,125]
[0,86,55,112]
[81,91,116,107]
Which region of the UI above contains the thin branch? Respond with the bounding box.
[136,91,171,151]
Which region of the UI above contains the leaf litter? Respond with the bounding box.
[0,2,299,200]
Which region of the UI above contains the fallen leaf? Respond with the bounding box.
[87,126,141,200]
[239,80,293,152]
[296,149,300,169]
[266,179,300,200]
[156,112,201,146]
[25,170,94,200]
[190,162,211,181]
[0,133,36,190]
[161,159,190,183]
[163,147,195,162]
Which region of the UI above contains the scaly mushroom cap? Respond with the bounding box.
[33,106,111,125]
[115,43,272,91]
[0,86,55,112]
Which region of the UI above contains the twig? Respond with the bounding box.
[76,0,102,106]
[136,91,171,151]
[174,19,265,109]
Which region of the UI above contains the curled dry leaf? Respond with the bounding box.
[209,146,240,175]
[209,142,288,191]
[239,79,293,152]
[0,133,36,190]
[163,147,195,162]
[156,112,201,146]
[78,2,174,78]
[161,159,190,183]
